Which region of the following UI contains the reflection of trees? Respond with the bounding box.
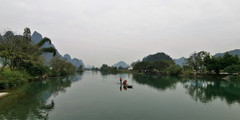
[132,74,180,91]
[100,71,117,76]
[0,74,82,120]
[184,79,240,104]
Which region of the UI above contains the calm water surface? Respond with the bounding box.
[0,71,240,120]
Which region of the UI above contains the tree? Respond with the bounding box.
[203,53,239,75]
[224,65,240,74]
[100,64,117,73]
[153,60,173,73]
[186,51,209,72]
[221,53,239,69]
[167,65,182,75]
[133,62,148,72]
[203,55,221,74]
[50,56,76,77]
[0,28,56,72]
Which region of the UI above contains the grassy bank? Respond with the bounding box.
[0,69,32,89]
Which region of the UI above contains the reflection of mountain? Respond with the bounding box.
[184,79,240,104]
[0,74,83,120]
[132,74,179,91]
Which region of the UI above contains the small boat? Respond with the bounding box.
[119,83,133,88]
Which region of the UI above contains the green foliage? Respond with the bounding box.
[49,56,76,77]
[100,64,117,73]
[133,62,149,72]
[224,65,240,74]
[142,52,173,62]
[41,47,56,56]
[37,37,51,47]
[76,65,84,72]
[0,69,31,89]
[0,28,56,72]
[203,55,222,74]
[167,65,182,75]
[27,64,50,77]
[221,53,239,69]
[203,53,240,74]
[37,37,56,56]
[133,60,175,75]
[186,51,209,72]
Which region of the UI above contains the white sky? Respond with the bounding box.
[0,0,240,67]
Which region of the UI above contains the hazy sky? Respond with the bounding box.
[1,0,240,67]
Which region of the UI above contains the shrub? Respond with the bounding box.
[167,65,182,76]
[0,69,31,89]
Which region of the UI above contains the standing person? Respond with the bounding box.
[123,80,127,85]
[120,77,122,83]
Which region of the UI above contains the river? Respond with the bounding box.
[0,71,240,120]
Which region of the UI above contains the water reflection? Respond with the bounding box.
[184,79,240,104]
[132,74,240,105]
[132,74,179,91]
[119,84,133,91]
[0,73,83,120]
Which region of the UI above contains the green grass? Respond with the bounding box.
[0,69,31,89]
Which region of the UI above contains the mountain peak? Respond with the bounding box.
[142,52,173,62]
[214,49,240,57]
[113,61,129,68]
[31,31,85,67]
[31,31,42,44]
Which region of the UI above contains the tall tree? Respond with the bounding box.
[186,51,209,72]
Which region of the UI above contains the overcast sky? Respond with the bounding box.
[0,0,240,67]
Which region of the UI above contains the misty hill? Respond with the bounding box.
[142,52,173,62]
[174,57,186,67]
[214,49,240,57]
[31,31,85,67]
[63,54,85,68]
[113,61,129,68]
[31,31,62,62]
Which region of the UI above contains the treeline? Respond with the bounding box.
[184,51,240,75]
[131,51,240,77]
[0,28,77,89]
[133,61,182,75]
[132,53,182,75]
[100,64,118,73]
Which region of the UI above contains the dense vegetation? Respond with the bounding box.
[185,51,240,75]
[100,64,118,74]
[0,28,77,89]
[132,52,182,75]
[131,51,240,79]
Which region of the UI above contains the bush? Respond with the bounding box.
[0,69,31,89]
[167,65,182,76]
[224,65,240,74]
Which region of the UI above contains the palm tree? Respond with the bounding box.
[37,37,56,56]
[24,27,56,57]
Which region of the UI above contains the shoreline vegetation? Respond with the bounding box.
[96,52,240,81]
[0,27,239,92]
[0,28,81,90]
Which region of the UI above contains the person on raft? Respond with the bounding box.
[120,77,122,83]
[123,80,127,85]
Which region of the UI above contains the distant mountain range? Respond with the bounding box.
[214,49,240,57]
[113,61,129,68]
[174,57,186,67]
[63,54,84,68]
[173,49,240,66]
[31,31,85,68]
